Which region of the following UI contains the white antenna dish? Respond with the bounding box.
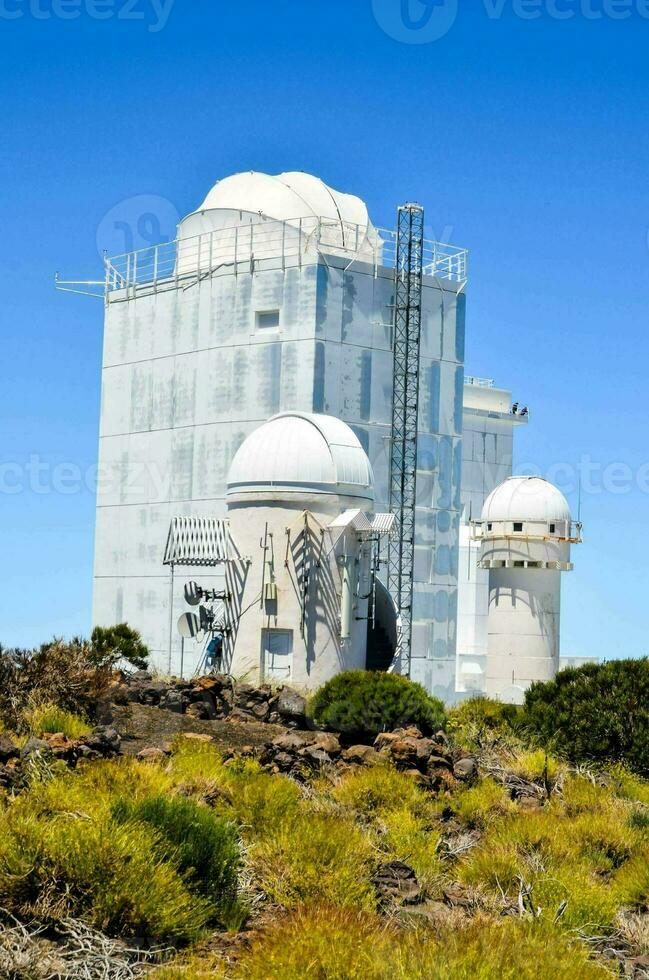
[177,612,200,638]
[184,581,202,606]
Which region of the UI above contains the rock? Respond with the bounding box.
[453,757,477,781]
[194,674,228,693]
[136,747,167,763]
[21,737,51,760]
[372,861,422,905]
[0,735,19,763]
[251,702,270,721]
[180,733,213,743]
[311,732,341,757]
[159,689,186,713]
[130,670,153,683]
[299,746,332,767]
[186,701,211,721]
[272,751,295,772]
[275,689,307,725]
[82,726,121,756]
[342,744,379,766]
[228,708,257,723]
[42,733,75,759]
[272,731,313,753]
[402,768,430,787]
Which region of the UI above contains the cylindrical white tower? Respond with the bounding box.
[473,476,581,704]
[224,411,376,689]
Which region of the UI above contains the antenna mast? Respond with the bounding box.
[388,203,424,678]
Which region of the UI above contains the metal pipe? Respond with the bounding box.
[167,562,175,675]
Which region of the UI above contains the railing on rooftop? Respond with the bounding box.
[103,215,468,302]
[464,376,495,388]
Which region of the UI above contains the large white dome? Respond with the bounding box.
[481,477,572,524]
[227,412,374,503]
[198,171,373,231]
[177,170,381,257]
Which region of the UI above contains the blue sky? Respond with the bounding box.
[1,0,648,660]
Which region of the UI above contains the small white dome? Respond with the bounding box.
[227,412,374,503]
[481,477,572,524]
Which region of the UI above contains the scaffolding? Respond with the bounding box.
[388,204,424,677]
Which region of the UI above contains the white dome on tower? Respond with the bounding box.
[176,170,382,267]
[226,412,374,503]
[481,476,572,524]
[196,171,375,235]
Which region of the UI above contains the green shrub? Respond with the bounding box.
[524,658,649,774]
[308,671,446,741]
[90,623,149,670]
[112,794,241,925]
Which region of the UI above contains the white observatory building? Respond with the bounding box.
[93,169,468,694]
[77,165,585,699]
[471,476,582,703]
[223,411,394,688]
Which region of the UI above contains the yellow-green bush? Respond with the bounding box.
[232,905,611,980]
[453,777,516,828]
[331,763,429,818]
[250,813,376,910]
[23,702,91,739]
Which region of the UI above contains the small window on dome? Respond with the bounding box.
[549,523,556,534]
[256,309,280,330]
[487,522,493,531]
[513,522,523,533]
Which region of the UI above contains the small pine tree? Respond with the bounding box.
[90,623,149,671]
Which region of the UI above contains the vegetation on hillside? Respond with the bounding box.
[1,638,648,977]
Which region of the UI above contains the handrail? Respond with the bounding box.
[103,215,468,300]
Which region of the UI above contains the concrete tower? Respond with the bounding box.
[224,411,394,689]
[472,476,581,703]
[93,169,467,690]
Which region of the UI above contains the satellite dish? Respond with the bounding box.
[184,581,202,606]
[177,612,200,638]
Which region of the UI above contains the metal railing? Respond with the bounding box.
[464,376,495,388]
[103,215,468,300]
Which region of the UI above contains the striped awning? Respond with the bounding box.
[163,517,232,566]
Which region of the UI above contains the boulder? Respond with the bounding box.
[274,689,307,726]
[136,747,167,763]
[194,674,229,693]
[272,731,313,753]
[186,701,212,721]
[159,689,186,714]
[311,732,342,757]
[21,737,51,760]
[453,756,477,781]
[372,861,422,905]
[0,735,19,763]
[341,744,379,766]
[81,726,121,756]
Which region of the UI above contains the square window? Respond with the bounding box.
[256,309,280,330]
[513,522,523,532]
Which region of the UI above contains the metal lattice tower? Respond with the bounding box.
[388,204,424,677]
